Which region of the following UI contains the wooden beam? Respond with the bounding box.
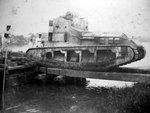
[40,67,150,83]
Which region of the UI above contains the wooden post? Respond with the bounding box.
[1,25,11,112]
[2,49,8,112]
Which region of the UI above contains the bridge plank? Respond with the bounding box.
[40,67,150,83]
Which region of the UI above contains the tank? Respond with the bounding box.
[26,12,146,71]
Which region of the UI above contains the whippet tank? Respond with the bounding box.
[26,12,146,71]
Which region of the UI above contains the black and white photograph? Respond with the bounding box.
[0,0,150,113]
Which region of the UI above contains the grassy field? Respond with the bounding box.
[2,79,150,113]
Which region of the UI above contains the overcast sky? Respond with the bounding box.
[0,0,150,37]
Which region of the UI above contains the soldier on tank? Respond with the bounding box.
[48,20,53,42]
[35,33,42,47]
[64,11,74,21]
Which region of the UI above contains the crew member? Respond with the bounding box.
[48,20,53,42]
[36,33,42,47]
[2,25,13,51]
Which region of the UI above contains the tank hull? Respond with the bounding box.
[26,45,145,71]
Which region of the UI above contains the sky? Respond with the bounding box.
[0,0,150,38]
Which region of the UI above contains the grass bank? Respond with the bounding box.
[1,79,150,113]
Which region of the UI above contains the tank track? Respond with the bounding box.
[118,46,146,67]
[26,45,146,69]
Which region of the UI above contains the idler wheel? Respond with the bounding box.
[137,46,146,60]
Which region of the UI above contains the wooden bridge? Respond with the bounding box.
[39,66,150,83]
[0,61,150,85]
[0,63,37,87]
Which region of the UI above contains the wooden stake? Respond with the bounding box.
[2,49,8,112]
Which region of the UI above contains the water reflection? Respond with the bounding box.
[87,78,134,88]
[4,77,134,113]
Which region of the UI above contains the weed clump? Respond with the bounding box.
[90,83,150,113]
